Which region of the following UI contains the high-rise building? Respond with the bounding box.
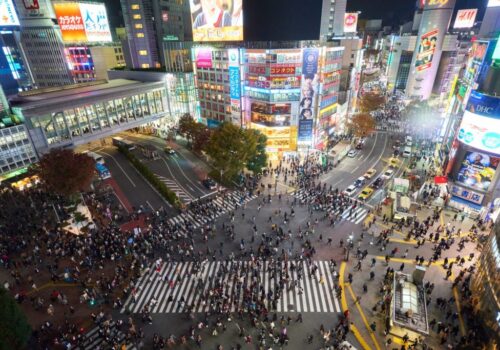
[405,0,457,100]
[319,0,347,40]
[12,0,73,88]
[120,0,191,69]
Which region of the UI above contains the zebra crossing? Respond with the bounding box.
[167,191,257,229]
[76,322,137,350]
[375,121,407,133]
[293,189,369,225]
[121,260,341,314]
[155,174,193,203]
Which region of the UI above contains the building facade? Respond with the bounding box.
[0,30,33,96]
[319,0,347,40]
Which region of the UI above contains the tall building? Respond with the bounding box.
[120,0,191,69]
[89,45,127,80]
[0,30,33,96]
[405,0,457,100]
[319,0,347,40]
[12,0,73,88]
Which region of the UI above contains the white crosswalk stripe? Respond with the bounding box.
[375,120,407,133]
[292,189,369,224]
[121,260,342,314]
[155,174,193,202]
[75,322,137,350]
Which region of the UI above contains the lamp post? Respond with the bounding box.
[345,233,354,261]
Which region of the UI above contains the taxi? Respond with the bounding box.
[358,186,374,201]
[363,168,377,179]
[389,157,399,168]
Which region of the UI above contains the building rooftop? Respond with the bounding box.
[10,79,165,115]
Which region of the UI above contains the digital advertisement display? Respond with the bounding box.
[453,8,477,29]
[53,2,112,43]
[190,0,243,42]
[0,0,20,26]
[457,111,500,155]
[415,28,438,72]
[298,48,319,143]
[343,13,358,33]
[456,151,499,192]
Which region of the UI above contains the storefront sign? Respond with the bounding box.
[248,65,266,75]
[450,184,484,205]
[229,66,241,99]
[453,9,477,29]
[196,48,213,68]
[270,65,296,75]
[228,48,239,67]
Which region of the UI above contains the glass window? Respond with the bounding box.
[106,101,118,125]
[133,95,143,117]
[85,105,100,131]
[133,14,141,19]
[131,4,140,9]
[139,50,147,56]
[137,33,145,38]
[115,98,126,123]
[135,23,143,29]
[141,63,150,68]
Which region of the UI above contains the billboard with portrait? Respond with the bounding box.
[0,0,20,26]
[415,28,438,71]
[53,2,112,43]
[343,13,358,33]
[190,0,243,42]
[456,151,499,192]
[298,48,319,144]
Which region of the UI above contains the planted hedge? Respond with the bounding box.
[117,145,181,208]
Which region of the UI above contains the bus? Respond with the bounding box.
[95,162,111,179]
[83,151,105,164]
[112,136,136,150]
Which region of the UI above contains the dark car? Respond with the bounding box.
[202,178,217,190]
[372,177,384,189]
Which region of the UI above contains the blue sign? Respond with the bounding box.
[229,66,241,99]
[207,119,221,128]
[298,119,313,141]
[302,48,319,76]
[466,90,500,118]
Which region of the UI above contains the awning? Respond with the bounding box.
[434,176,448,184]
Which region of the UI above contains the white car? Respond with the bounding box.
[347,150,358,158]
[382,169,394,180]
[343,185,357,196]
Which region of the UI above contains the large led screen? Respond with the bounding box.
[53,2,112,43]
[190,0,243,42]
[0,0,19,26]
[456,151,499,192]
[457,111,500,155]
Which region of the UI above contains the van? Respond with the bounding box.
[405,135,412,144]
[402,147,412,158]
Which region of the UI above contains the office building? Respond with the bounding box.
[12,0,73,88]
[319,0,347,40]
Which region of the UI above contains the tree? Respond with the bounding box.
[178,113,197,145]
[345,113,376,138]
[36,149,95,197]
[358,93,385,113]
[206,123,258,181]
[246,129,268,174]
[0,287,32,350]
[191,123,212,154]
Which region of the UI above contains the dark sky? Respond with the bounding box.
[106,0,490,41]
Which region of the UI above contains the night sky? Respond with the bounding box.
[105,0,490,41]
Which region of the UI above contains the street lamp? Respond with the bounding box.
[345,233,355,261]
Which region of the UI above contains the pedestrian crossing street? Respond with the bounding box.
[155,174,193,203]
[121,260,341,314]
[293,189,369,225]
[76,322,137,350]
[375,121,407,133]
[167,191,258,229]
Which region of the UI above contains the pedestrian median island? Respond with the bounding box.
[116,144,181,209]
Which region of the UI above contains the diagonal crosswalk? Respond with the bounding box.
[293,189,368,225]
[75,322,138,350]
[121,260,341,314]
[168,191,258,229]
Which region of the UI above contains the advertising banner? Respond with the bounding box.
[270,65,296,75]
[450,184,484,205]
[228,48,239,67]
[453,9,477,29]
[0,0,20,26]
[302,48,319,75]
[229,66,241,99]
[23,0,39,10]
[457,111,500,155]
[343,13,358,33]
[53,2,112,43]
[195,48,213,68]
[298,48,319,143]
[248,65,266,75]
[466,90,500,118]
[456,151,499,192]
[415,28,438,71]
[189,0,243,42]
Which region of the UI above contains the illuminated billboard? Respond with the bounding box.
[457,111,500,155]
[453,9,477,29]
[0,0,20,26]
[190,0,243,42]
[298,48,319,144]
[195,48,212,68]
[493,36,500,60]
[53,2,112,43]
[487,0,500,7]
[415,28,438,71]
[343,13,358,33]
[456,151,499,192]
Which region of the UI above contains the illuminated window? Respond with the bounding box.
[136,33,144,38]
[131,4,140,9]
[135,23,143,29]
[141,63,150,68]
[133,14,141,19]
[139,50,147,56]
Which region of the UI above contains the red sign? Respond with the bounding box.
[248,65,266,75]
[434,176,448,184]
[23,0,39,9]
[270,65,296,75]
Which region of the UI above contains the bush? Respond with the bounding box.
[117,146,181,208]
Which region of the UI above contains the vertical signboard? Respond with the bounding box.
[228,49,241,126]
[343,13,358,33]
[298,48,319,143]
[0,0,20,26]
[415,28,438,71]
